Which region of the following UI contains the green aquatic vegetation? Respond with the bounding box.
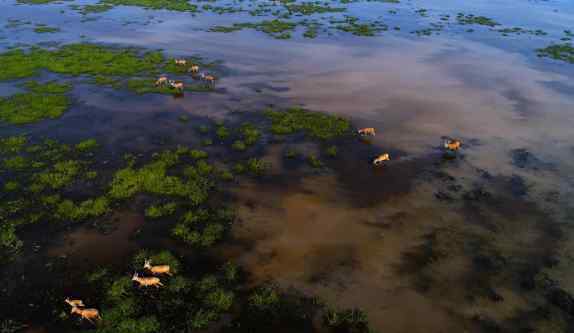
[172,208,231,247]
[205,288,234,312]
[178,114,190,122]
[240,122,261,145]
[326,145,338,157]
[85,170,98,179]
[101,0,198,12]
[496,27,547,36]
[245,158,269,175]
[0,136,27,154]
[249,286,280,312]
[23,80,72,94]
[456,13,499,26]
[265,107,350,140]
[145,202,177,218]
[17,0,63,3]
[211,20,296,39]
[0,44,166,81]
[75,138,99,152]
[285,2,345,15]
[35,160,81,190]
[108,149,211,205]
[307,155,323,168]
[187,309,219,329]
[415,8,428,17]
[4,181,20,192]
[335,16,388,36]
[74,3,114,15]
[201,139,213,146]
[55,197,110,221]
[190,149,208,160]
[3,156,29,170]
[33,25,60,33]
[198,125,210,134]
[232,140,247,151]
[221,261,239,281]
[216,125,230,140]
[91,75,122,87]
[0,92,70,125]
[284,148,298,158]
[0,224,23,261]
[537,43,574,63]
[324,308,371,332]
[219,169,234,181]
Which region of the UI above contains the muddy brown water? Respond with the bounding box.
[2,0,574,331]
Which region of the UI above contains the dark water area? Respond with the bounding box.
[1,0,574,332]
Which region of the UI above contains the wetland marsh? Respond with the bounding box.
[1,0,574,332]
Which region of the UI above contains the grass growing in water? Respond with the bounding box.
[537,44,574,64]
[265,107,350,140]
[0,93,70,125]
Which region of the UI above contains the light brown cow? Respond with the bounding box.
[65,298,85,308]
[373,153,390,166]
[358,128,376,136]
[144,259,173,276]
[132,272,164,288]
[70,306,101,324]
[188,65,199,73]
[444,139,462,151]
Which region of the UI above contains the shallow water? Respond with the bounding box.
[1,0,574,331]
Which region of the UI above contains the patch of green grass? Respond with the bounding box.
[0,44,166,81]
[265,107,350,140]
[145,202,177,218]
[23,80,72,94]
[33,25,60,33]
[17,0,62,4]
[3,156,29,170]
[101,0,198,12]
[285,2,345,15]
[307,155,323,168]
[335,16,388,36]
[0,136,27,154]
[0,224,23,262]
[249,286,280,312]
[91,75,122,88]
[216,125,230,140]
[324,308,372,332]
[75,3,114,15]
[108,149,212,205]
[0,92,70,125]
[211,20,296,39]
[76,138,99,152]
[537,43,574,64]
[4,181,20,192]
[456,13,499,26]
[325,145,338,157]
[171,208,231,247]
[55,197,110,221]
[232,140,247,151]
[240,122,261,145]
[34,160,82,190]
